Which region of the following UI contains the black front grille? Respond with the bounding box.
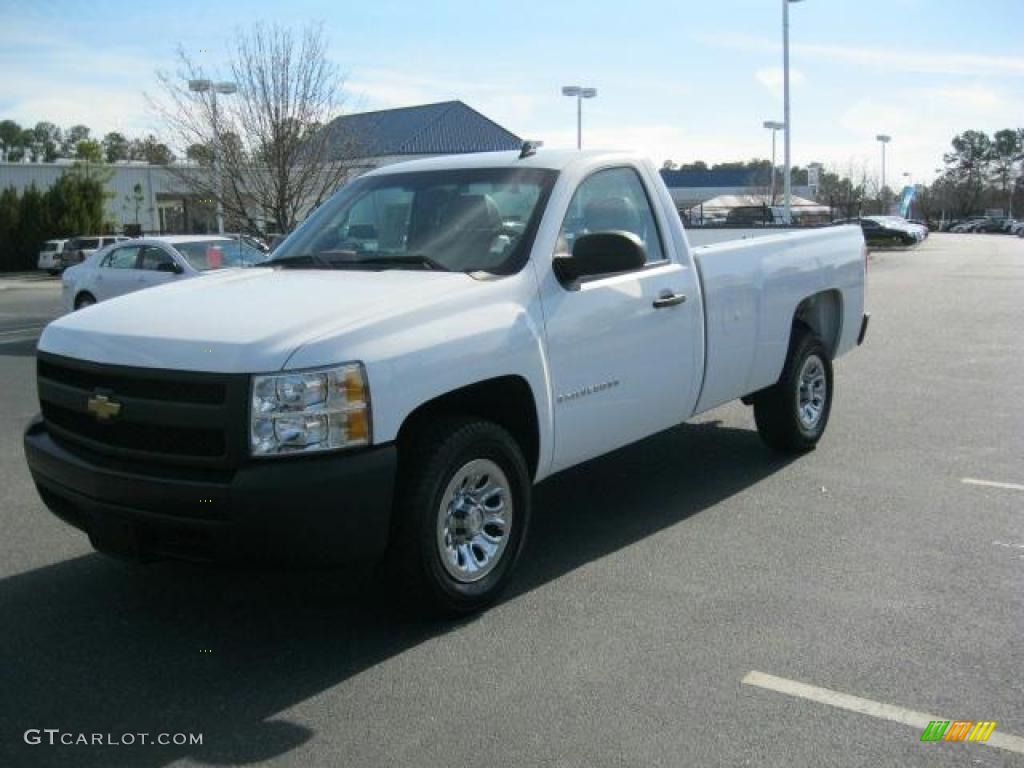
[38,359,226,404]
[42,402,225,457]
[37,353,247,468]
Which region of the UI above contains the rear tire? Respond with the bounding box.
[753,328,833,453]
[386,416,531,617]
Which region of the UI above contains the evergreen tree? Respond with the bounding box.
[0,187,20,270]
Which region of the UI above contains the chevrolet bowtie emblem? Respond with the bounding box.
[87,394,122,421]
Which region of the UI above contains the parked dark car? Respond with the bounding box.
[974,218,1009,233]
[834,217,917,246]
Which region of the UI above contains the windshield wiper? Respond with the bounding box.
[344,254,451,271]
[262,251,451,272]
[260,252,334,268]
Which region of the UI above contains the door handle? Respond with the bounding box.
[653,291,687,309]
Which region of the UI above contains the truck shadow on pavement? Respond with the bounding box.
[0,338,42,358]
[0,420,795,767]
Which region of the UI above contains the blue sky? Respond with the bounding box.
[2,0,1022,182]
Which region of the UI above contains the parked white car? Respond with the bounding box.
[29,149,868,615]
[61,235,270,312]
[37,239,69,274]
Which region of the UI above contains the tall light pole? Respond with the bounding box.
[783,0,804,224]
[763,120,785,204]
[561,85,597,150]
[189,78,237,235]
[876,134,891,215]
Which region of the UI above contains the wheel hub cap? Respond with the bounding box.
[797,354,827,429]
[437,458,513,583]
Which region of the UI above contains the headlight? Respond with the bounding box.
[250,363,370,456]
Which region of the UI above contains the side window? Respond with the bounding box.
[139,246,176,270]
[557,167,665,264]
[101,246,140,269]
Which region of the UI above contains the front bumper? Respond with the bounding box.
[24,416,397,566]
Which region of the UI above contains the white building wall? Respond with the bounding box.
[0,161,196,233]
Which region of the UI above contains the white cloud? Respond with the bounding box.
[755,66,806,100]
[345,68,542,126]
[920,86,1003,111]
[697,33,1024,78]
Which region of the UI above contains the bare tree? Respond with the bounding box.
[812,160,866,219]
[153,22,356,236]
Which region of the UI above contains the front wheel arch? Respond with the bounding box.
[73,291,96,310]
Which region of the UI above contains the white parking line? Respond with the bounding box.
[962,478,1024,492]
[742,670,1024,755]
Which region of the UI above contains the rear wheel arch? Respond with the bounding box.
[792,289,842,359]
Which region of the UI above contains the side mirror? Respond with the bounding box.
[553,231,646,284]
[157,261,184,274]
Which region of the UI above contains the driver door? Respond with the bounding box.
[538,166,701,472]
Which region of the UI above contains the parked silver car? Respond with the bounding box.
[62,235,271,312]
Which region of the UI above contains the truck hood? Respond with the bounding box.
[39,268,480,372]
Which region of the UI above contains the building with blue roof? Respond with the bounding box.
[324,100,522,172]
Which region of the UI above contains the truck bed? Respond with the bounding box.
[691,225,866,414]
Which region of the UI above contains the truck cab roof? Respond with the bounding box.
[364,149,649,176]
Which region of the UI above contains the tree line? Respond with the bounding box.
[0,120,176,166]
[663,128,1023,221]
[922,129,1024,220]
[0,170,106,270]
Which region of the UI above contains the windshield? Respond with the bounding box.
[270,168,558,274]
[172,239,271,271]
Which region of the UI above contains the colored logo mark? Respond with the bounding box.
[921,721,997,742]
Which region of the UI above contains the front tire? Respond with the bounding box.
[753,329,833,453]
[74,292,96,310]
[387,417,531,616]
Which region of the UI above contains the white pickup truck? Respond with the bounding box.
[25,148,868,614]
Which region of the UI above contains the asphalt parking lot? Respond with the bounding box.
[0,234,1022,767]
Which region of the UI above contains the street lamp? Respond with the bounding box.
[763,120,785,204]
[876,134,891,215]
[189,79,237,235]
[561,85,597,150]
[782,0,804,224]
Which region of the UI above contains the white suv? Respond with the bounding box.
[60,235,130,269]
[37,239,69,275]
